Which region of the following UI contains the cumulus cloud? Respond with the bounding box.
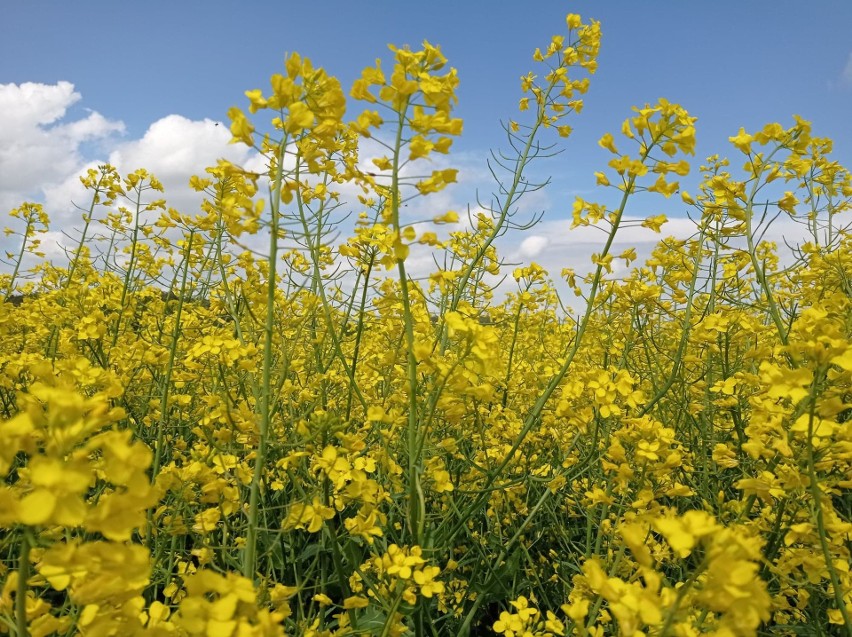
[109,115,249,180]
[0,81,264,267]
[3,81,829,305]
[518,235,550,259]
[0,81,124,214]
[106,114,254,220]
[0,80,79,131]
[489,212,826,309]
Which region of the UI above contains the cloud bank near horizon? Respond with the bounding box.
[1,81,838,302]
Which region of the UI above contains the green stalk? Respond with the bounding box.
[454,477,563,635]
[110,186,145,352]
[640,222,708,416]
[3,216,33,302]
[295,170,368,412]
[658,557,706,637]
[345,255,375,422]
[145,231,193,557]
[152,231,194,479]
[445,72,561,320]
[243,135,287,579]
[323,478,359,632]
[501,289,528,408]
[440,168,642,547]
[66,177,106,286]
[805,371,852,633]
[16,530,30,637]
[742,143,789,345]
[379,588,406,637]
[387,99,425,547]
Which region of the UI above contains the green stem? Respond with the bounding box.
[640,222,708,416]
[441,169,641,547]
[66,180,104,286]
[379,587,406,637]
[4,219,32,302]
[295,172,368,413]
[243,136,287,579]
[442,72,562,335]
[742,143,789,346]
[152,231,194,479]
[385,98,425,548]
[345,256,374,422]
[659,558,706,637]
[16,530,30,637]
[455,480,559,635]
[110,186,145,352]
[501,292,528,409]
[805,371,852,633]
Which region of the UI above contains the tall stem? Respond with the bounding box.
[152,231,194,479]
[16,531,30,637]
[805,371,852,633]
[388,100,425,548]
[243,138,286,579]
[4,218,33,302]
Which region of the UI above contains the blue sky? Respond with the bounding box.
[3,1,850,154]
[1,1,851,286]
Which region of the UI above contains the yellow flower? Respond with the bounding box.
[413,566,444,597]
[729,126,754,153]
[282,498,336,533]
[641,214,667,232]
[433,210,459,224]
[244,88,268,113]
[647,174,679,197]
[313,593,333,606]
[598,132,618,154]
[493,610,524,636]
[777,190,799,214]
[18,488,58,526]
[653,510,718,558]
[416,168,458,195]
[284,101,315,134]
[343,595,370,609]
[227,106,254,146]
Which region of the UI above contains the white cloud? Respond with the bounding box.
[490,213,831,310]
[3,82,835,308]
[518,235,550,259]
[107,115,253,216]
[499,217,695,294]
[109,115,248,177]
[0,83,264,272]
[0,80,78,131]
[0,82,124,214]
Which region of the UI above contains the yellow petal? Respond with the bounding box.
[19,488,57,526]
[343,595,370,609]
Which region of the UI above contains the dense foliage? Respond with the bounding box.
[1,13,851,637]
